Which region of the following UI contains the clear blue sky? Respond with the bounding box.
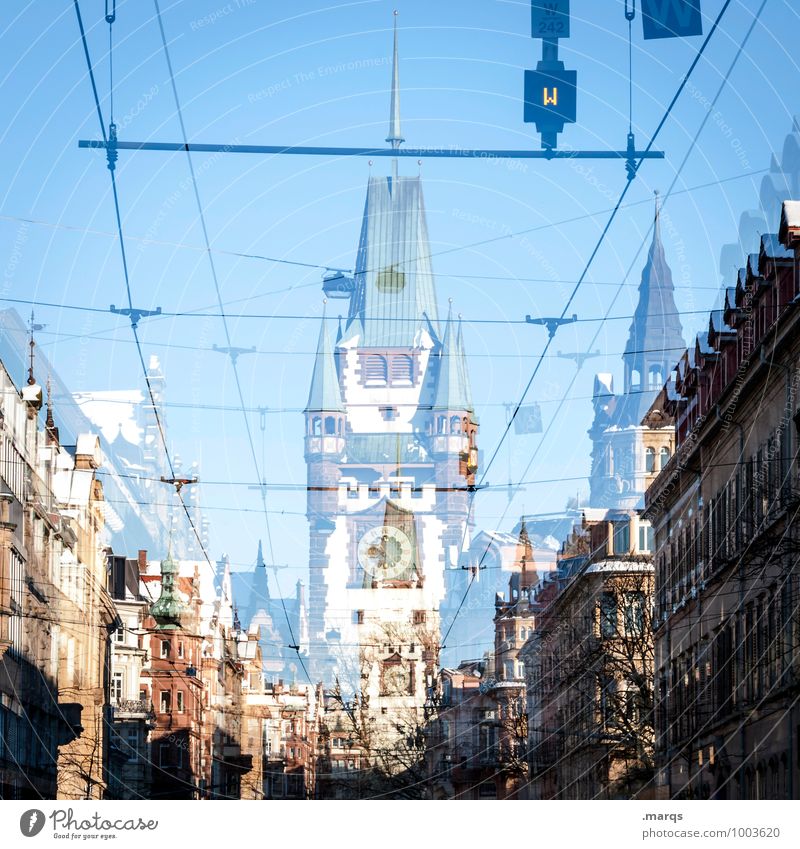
[0,0,797,589]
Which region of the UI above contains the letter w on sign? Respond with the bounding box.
[641,0,703,39]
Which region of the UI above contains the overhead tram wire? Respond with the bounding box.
[72,0,219,587]
[151,0,311,685]
[440,0,739,654]
[0,162,769,281]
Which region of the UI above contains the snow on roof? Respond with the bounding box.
[73,389,144,445]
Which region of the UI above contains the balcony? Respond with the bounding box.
[112,698,155,721]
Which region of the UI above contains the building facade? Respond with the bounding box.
[644,200,800,800]
[523,510,655,800]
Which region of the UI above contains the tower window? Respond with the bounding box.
[311,416,322,436]
[450,416,462,434]
[645,447,656,473]
[324,416,337,435]
[364,355,388,385]
[631,369,641,388]
[648,365,664,389]
[391,355,414,385]
[660,446,671,469]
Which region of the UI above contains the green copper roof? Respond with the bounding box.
[432,306,473,413]
[150,553,184,631]
[344,176,439,348]
[305,309,344,413]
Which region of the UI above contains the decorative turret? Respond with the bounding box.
[305,304,346,459]
[621,192,684,423]
[430,304,477,475]
[150,553,184,630]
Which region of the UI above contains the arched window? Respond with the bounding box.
[607,446,615,475]
[660,446,671,469]
[364,355,388,385]
[437,416,447,434]
[324,416,337,435]
[648,364,664,389]
[450,416,461,433]
[645,446,656,473]
[390,354,413,385]
[312,416,322,436]
[631,368,641,388]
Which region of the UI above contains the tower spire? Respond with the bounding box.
[386,10,404,183]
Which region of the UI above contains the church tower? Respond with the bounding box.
[589,194,684,509]
[304,18,477,728]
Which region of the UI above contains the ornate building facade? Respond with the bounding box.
[303,22,477,757]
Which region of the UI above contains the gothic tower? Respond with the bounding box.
[304,20,477,728]
[589,194,684,509]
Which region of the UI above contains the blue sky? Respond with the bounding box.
[0,0,797,589]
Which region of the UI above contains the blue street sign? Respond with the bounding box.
[641,0,703,40]
[524,68,577,130]
[531,1,570,39]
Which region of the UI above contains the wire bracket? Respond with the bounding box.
[160,475,199,494]
[110,304,162,328]
[525,313,578,339]
[212,344,257,365]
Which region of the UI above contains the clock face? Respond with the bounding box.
[358,525,413,580]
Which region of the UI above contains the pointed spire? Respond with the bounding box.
[45,376,59,446]
[386,10,404,150]
[27,311,37,386]
[256,539,265,570]
[621,190,684,414]
[432,301,473,412]
[456,315,474,416]
[305,302,344,413]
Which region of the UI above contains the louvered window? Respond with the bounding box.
[391,354,413,385]
[364,355,388,385]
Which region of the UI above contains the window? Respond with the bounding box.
[160,639,170,659]
[450,416,462,434]
[311,416,322,436]
[364,355,388,385]
[324,416,337,435]
[177,641,184,659]
[645,447,656,473]
[159,743,170,767]
[638,524,654,552]
[159,691,171,713]
[176,691,185,713]
[600,592,617,639]
[623,592,645,636]
[125,727,139,762]
[412,610,426,625]
[613,522,630,555]
[112,627,124,643]
[648,365,664,389]
[659,446,671,469]
[354,609,364,625]
[391,355,413,385]
[111,671,124,703]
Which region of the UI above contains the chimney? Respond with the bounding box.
[138,549,148,575]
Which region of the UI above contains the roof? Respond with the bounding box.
[431,306,472,412]
[344,176,439,347]
[305,311,344,413]
[344,432,430,464]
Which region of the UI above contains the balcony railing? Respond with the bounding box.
[112,698,154,719]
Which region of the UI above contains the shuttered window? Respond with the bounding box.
[391,354,413,385]
[364,355,388,384]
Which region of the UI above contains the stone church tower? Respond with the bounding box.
[303,21,477,729]
[588,195,684,509]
